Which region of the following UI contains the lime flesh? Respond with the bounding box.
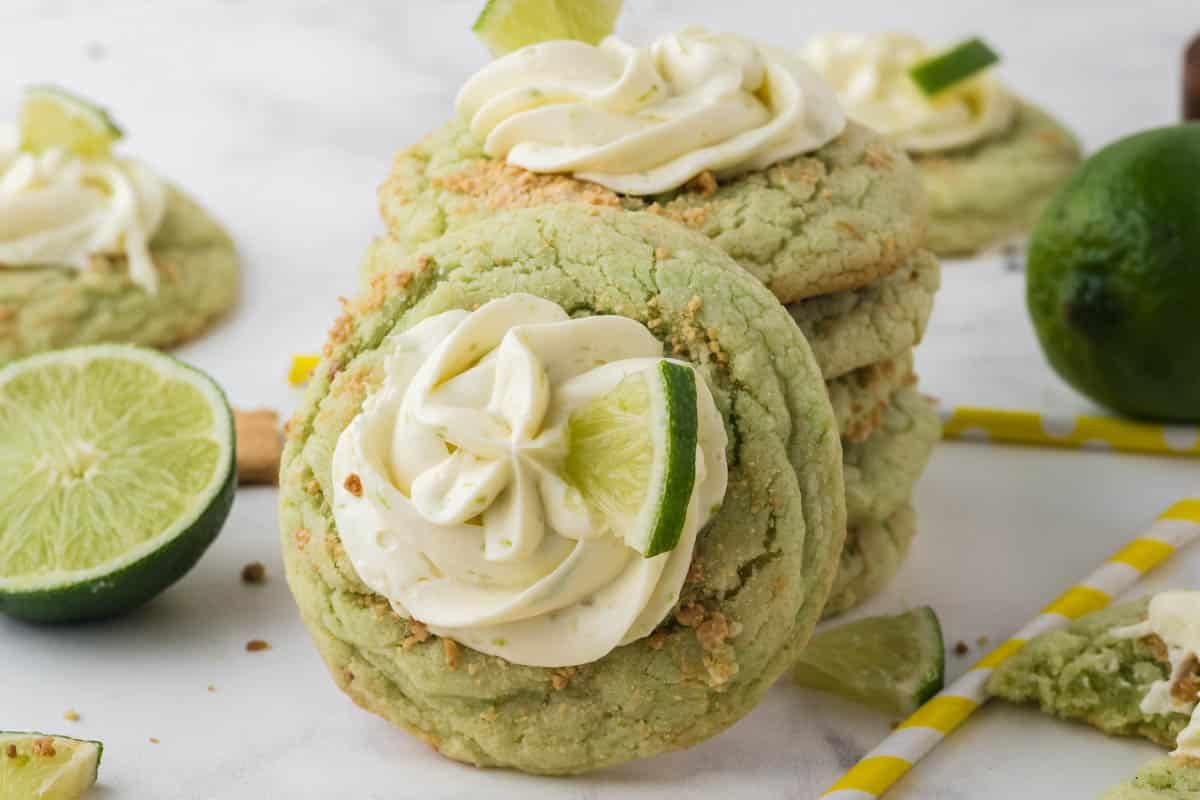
[472,0,623,56]
[0,345,235,622]
[19,85,123,158]
[0,732,102,799]
[794,606,945,716]
[565,360,698,558]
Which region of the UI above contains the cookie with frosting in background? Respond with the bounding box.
[802,32,1083,257]
[0,87,238,363]
[280,205,847,774]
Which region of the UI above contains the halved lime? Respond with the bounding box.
[0,344,235,623]
[0,732,102,799]
[793,606,945,716]
[565,360,698,558]
[19,85,124,158]
[908,38,1001,97]
[472,0,623,56]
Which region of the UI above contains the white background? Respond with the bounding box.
[1,2,1198,798]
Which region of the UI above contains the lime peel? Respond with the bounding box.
[19,85,124,158]
[908,38,1001,97]
[0,732,102,799]
[472,0,623,56]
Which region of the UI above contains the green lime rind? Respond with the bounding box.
[0,731,103,798]
[19,85,124,158]
[472,0,623,56]
[643,360,697,558]
[794,606,945,716]
[0,345,236,623]
[908,37,1001,97]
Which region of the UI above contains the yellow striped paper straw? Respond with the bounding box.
[822,497,1200,799]
[938,403,1200,458]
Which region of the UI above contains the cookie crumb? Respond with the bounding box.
[149,737,160,745]
[241,562,267,584]
[246,639,271,653]
[343,473,363,497]
[647,630,668,650]
[443,637,461,671]
[402,620,431,650]
[674,602,706,628]
[63,709,80,722]
[4,744,15,758]
[954,641,969,656]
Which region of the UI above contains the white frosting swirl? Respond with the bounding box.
[801,33,1015,153]
[0,126,167,293]
[1112,591,1200,760]
[330,295,728,668]
[456,27,846,195]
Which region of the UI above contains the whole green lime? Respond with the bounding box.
[1027,123,1200,422]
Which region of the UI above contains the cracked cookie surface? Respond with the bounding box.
[280,206,845,774]
[377,120,927,303]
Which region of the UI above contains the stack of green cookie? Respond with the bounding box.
[375,116,941,618]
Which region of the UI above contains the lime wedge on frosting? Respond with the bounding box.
[472,0,623,56]
[565,360,698,558]
[794,606,946,716]
[19,85,124,158]
[0,732,102,799]
[0,344,236,623]
[908,38,1001,97]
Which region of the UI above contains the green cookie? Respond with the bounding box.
[915,101,1083,256]
[790,250,939,380]
[280,206,845,774]
[1104,758,1200,800]
[988,599,1188,749]
[843,386,941,527]
[377,119,927,303]
[0,187,238,363]
[823,502,917,619]
[827,352,914,443]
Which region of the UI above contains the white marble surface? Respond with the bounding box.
[2,2,1198,798]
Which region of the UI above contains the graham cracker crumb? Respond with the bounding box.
[647,630,668,650]
[655,246,671,261]
[686,562,705,585]
[432,160,622,211]
[835,220,864,240]
[688,170,718,197]
[550,667,576,690]
[4,744,15,758]
[241,562,267,584]
[1172,655,1200,703]
[696,612,731,652]
[864,146,895,169]
[32,737,56,758]
[443,637,461,671]
[304,479,320,495]
[402,620,431,650]
[246,639,271,653]
[294,528,312,550]
[1143,634,1169,663]
[343,473,363,497]
[63,709,80,722]
[954,641,969,656]
[149,737,160,744]
[703,655,739,686]
[675,602,706,628]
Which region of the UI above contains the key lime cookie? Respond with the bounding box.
[989,594,1200,750]
[377,27,928,304]
[803,33,1082,256]
[280,205,845,774]
[1104,757,1200,799]
[0,87,238,363]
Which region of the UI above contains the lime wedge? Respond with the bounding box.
[794,606,945,716]
[19,85,124,158]
[908,38,1001,97]
[0,732,102,799]
[472,0,623,56]
[565,360,698,558]
[0,344,236,623]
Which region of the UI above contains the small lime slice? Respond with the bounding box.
[565,360,698,557]
[908,38,1001,97]
[0,344,236,623]
[472,0,623,56]
[19,85,124,158]
[0,732,102,799]
[794,606,945,716]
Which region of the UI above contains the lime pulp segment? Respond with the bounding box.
[19,85,124,158]
[0,344,235,622]
[908,38,1001,97]
[472,0,623,56]
[793,606,945,716]
[0,732,102,800]
[565,360,698,558]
